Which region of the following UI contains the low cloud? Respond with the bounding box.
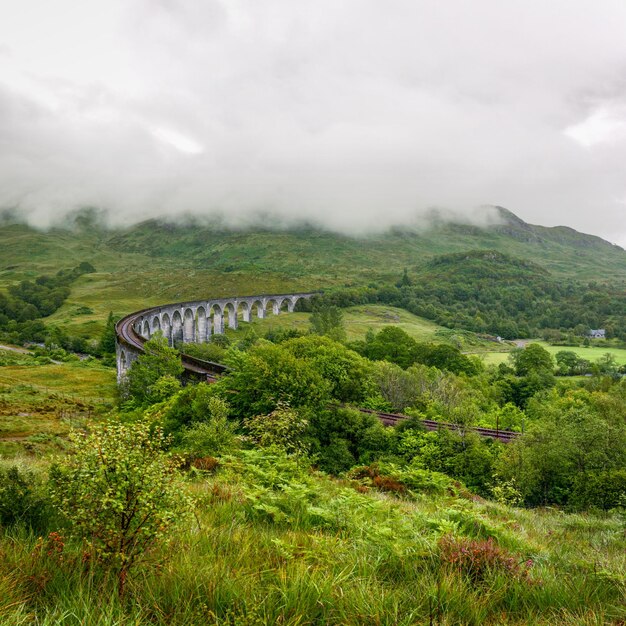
[2,1,626,244]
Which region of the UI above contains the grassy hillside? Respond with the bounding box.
[225,305,506,353]
[103,206,626,281]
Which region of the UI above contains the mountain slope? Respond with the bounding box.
[103,206,626,282]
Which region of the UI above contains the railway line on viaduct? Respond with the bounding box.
[115,292,520,444]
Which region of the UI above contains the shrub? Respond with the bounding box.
[570,470,626,510]
[158,383,231,437]
[0,465,52,531]
[438,535,532,584]
[50,419,193,595]
[123,334,184,406]
[180,416,239,458]
[244,402,309,456]
[348,463,455,497]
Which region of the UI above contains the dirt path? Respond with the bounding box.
[0,344,30,354]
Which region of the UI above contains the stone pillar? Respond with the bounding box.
[161,313,172,346]
[183,309,195,343]
[228,307,238,330]
[242,304,251,323]
[213,312,224,334]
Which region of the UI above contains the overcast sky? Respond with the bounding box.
[1,1,626,244]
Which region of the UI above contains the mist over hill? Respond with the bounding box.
[1,206,625,287]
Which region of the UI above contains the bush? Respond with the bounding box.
[0,465,52,531]
[348,463,454,497]
[181,417,240,458]
[244,402,309,456]
[159,383,231,437]
[570,470,626,510]
[50,420,193,595]
[438,535,532,584]
[123,334,184,406]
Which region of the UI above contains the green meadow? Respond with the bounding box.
[474,343,626,367]
[0,349,116,457]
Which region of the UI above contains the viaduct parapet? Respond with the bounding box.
[115,292,316,383]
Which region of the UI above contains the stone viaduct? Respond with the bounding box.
[115,292,316,382]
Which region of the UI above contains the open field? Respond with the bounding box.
[0,350,116,457]
[224,305,447,342]
[224,304,509,351]
[473,342,626,367]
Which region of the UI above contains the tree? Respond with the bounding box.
[98,311,118,356]
[309,301,346,342]
[50,420,193,595]
[510,343,554,376]
[396,268,413,288]
[223,343,331,417]
[124,333,184,406]
[364,326,418,369]
[417,343,481,376]
[496,388,626,506]
[282,335,374,403]
[555,350,582,376]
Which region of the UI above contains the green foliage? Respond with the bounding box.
[309,406,390,474]
[359,325,480,375]
[123,333,184,406]
[180,417,239,458]
[491,477,524,506]
[510,343,554,376]
[363,326,418,369]
[222,343,331,417]
[0,263,95,344]
[555,350,589,376]
[570,469,626,510]
[0,465,52,531]
[418,343,481,376]
[156,383,230,437]
[98,311,119,356]
[348,462,455,497]
[393,428,499,495]
[497,386,626,507]
[282,335,374,403]
[309,299,346,341]
[244,402,309,456]
[50,419,193,594]
[180,340,227,363]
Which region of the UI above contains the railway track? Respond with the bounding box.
[117,310,520,443]
[357,408,519,442]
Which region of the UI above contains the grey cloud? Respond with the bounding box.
[1,0,626,243]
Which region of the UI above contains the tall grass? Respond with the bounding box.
[1,450,625,625]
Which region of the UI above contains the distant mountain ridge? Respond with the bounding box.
[1,207,625,287]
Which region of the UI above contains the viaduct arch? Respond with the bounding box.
[115,291,316,383]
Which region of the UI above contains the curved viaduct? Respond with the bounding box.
[115,292,316,383]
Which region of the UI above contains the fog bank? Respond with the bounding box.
[2,1,626,245]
